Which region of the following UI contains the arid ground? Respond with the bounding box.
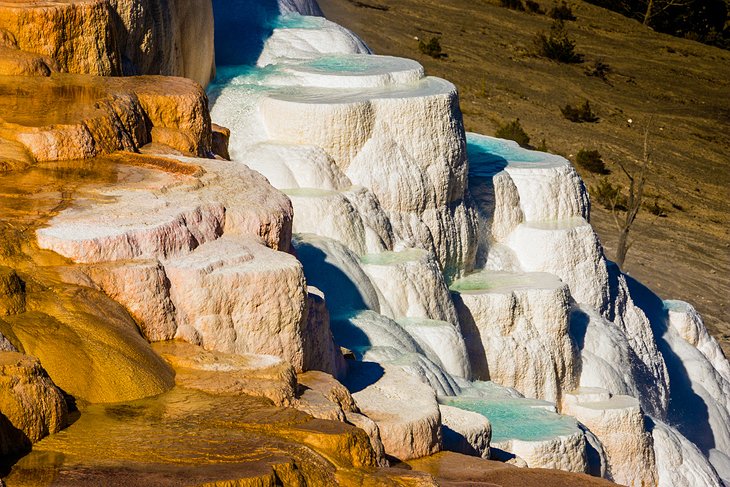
[319,0,730,355]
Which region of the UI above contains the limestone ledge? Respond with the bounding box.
[36,153,346,378]
[0,73,214,169]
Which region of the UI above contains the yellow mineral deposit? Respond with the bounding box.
[0,158,175,404]
[0,73,214,172]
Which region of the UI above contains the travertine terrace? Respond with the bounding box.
[0,0,727,485]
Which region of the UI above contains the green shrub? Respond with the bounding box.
[548,1,576,20]
[561,100,598,122]
[575,149,609,174]
[585,59,611,80]
[500,0,525,11]
[525,0,544,13]
[495,119,531,148]
[534,20,583,63]
[591,179,626,210]
[419,37,447,59]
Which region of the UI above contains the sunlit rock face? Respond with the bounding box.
[439,404,491,458]
[346,363,442,462]
[153,340,297,406]
[206,1,729,478]
[34,156,343,376]
[3,0,728,484]
[562,389,658,485]
[0,0,215,85]
[0,74,213,166]
[0,158,178,406]
[0,352,68,456]
[451,270,579,403]
[5,386,434,486]
[468,129,729,483]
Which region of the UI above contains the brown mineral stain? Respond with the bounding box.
[107,151,204,177]
[0,82,105,127]
[408,451,616,486]
[5,386,434,486]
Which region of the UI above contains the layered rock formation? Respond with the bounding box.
[202,3,729,484]
[1,0,728,486]
[0,0,215,85]
[0,73,214,173]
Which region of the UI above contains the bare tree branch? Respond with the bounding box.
[613,117,653,267]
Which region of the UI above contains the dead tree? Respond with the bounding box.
[642,0,693,26]
[611,123,652,267]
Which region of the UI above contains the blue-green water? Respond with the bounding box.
[213,64,279,86]
[304,55,375,73]
[274,14,327,30]
[442,396,578,442]
[467,133,545,178]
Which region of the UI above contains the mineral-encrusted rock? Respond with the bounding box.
[0,0,215,86]
[36,155,344,376]
[153,340,297,406]
[409,451,617,486]
[562,389,658,486]
[439,404,491,458]
[294,370,358,421]
[0,74,212,163]
[166,236,309,370]
[0,284,175,404]
[345,410,389,467]
[452,270,579,403]
[347,363,442,461]
[0,266,25,316]
[0,352,68,455]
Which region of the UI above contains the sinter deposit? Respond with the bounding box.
[0,0,728,486]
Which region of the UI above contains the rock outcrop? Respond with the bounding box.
[439,404,491,458]
[563,390,658,485]
[36,154,343,376]
[347,363,442,461]
[153,340,298,406]
[206,3,729,479]
[451,270,579,403]
[0,0,215,86]
[1,1,728,485]
[0,352,68,456]
[0,74,213,167]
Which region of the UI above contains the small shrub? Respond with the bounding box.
[495,119,531,148]
[548,1,576,20]
[591,179,626,210]
[525,0,544,13]
[500,0,525,11]
[419,37,447,59]
[561,100,598,122]
[534,20,582,63]
[575,149,609,174]
[646,198,668,217]
[585,59,611,80]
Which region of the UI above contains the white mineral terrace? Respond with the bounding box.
[34,2,730,485]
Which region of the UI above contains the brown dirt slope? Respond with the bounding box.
[319,0,730,355]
